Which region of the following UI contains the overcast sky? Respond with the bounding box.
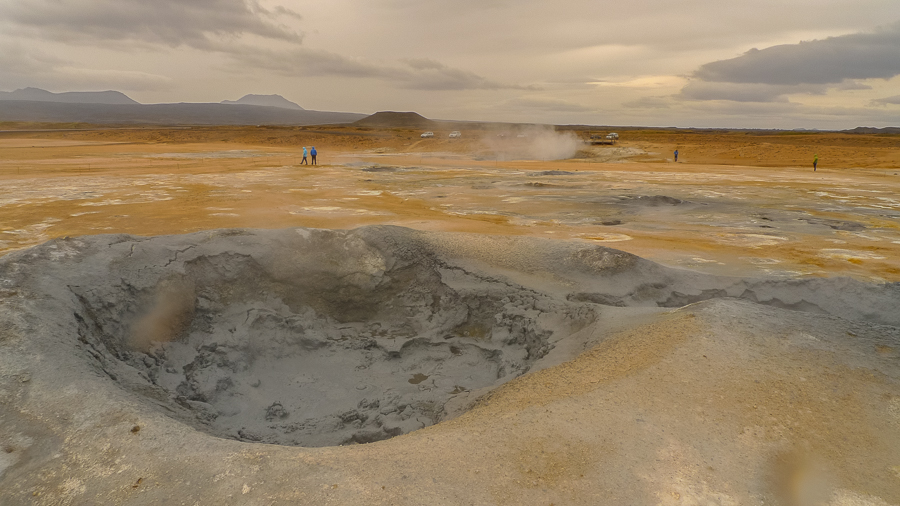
[1,0,899,128]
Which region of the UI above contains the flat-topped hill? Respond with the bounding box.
[221,94,304,110]
[354,111,437,128]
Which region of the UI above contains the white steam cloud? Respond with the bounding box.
[129,277,196,352]
[479,126,581,161]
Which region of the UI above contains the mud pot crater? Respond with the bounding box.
[17,226,899,449]
[69,228,597,447]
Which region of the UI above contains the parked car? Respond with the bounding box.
[421,131,434,138]
[449,131,461,138]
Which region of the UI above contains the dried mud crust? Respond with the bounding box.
[6,225,900,450]
[68,229,598,447]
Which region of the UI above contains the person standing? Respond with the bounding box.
[813,154,818,171]
[674,149,679,162]
[301,147,308,165]
[311,146,317,165]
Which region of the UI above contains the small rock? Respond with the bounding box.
[237,429,262,442]
[265,402,288,421]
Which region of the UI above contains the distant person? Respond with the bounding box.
[674,149,679,162]
[301,147,308,165]
[813,154,818,171]
[311,146,317,165]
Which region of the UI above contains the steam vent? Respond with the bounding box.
[1,226,899,503]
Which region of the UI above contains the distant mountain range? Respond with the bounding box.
[0,87,138,105]
[844,126,900,134]
[3,88,896,131]
[221,94,303,110]
[0,88,363,125]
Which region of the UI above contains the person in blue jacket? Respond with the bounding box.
[311,146,317,165]
[301,147,308,165]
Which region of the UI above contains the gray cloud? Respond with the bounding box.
[0,42,66,75]
[219,46,533,91]
[678,22,900,102]
[0,0,302,47]
[626,91,808,116]
[622,96,674,110]
[624,92,900,129]
[504,97,594,113]
[397,59,536,90]
[3,0,898,128]
[220,45,385,78]
[679,81,828,103]
[51,68,174,92]
[0,1,526,92]
[694,22,900,86]
[354,0,900,60]
[0,43,172,92]
[871,95,900,105]
[835,81,873,91]
[271,6,303,22]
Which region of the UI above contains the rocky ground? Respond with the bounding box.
[0,124,898,505]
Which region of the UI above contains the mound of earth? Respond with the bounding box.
[354,111,437,128]
[0,226,898,504]
[220,94,304,110]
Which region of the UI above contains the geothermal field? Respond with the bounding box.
[1,122,899,505]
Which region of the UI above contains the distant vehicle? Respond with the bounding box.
[449,131,461,138]
[421,131,434,138]
[588,132,618,145]
[516,133,528,138]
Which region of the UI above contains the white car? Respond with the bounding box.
[449,131,461,138]
[421,131,434,138]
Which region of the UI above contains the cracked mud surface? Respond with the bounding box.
[1,226,899,505]
[3,225,898,451]
[42,227,605,447]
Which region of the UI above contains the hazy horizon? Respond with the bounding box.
[1,1,899,129]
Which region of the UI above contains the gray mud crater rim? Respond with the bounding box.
[67,227,598,447]
[4,225,898,449]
